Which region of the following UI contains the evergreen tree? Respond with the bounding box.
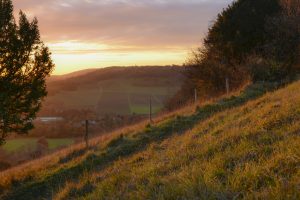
[0,0,54,145]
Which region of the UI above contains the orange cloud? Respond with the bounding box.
[13,0,232,74]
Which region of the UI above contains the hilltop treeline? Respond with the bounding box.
[167,0,300,110]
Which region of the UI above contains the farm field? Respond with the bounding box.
[44,66,184,115]
[1,138,75,153]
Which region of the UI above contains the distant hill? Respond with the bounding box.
[1,80,299,199]
[47,69,99,82]
[43,66,186,116]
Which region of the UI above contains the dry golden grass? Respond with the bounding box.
[0,83,237,187]
[1,81,298,200]
[63,81,299,200]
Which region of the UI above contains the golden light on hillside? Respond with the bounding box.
[47,41,187,75]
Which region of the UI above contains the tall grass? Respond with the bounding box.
[71,81,299,200]
[1,81,297,200]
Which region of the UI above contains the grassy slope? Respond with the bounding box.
[0,81,299,199]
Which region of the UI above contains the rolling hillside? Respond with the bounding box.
[43,66,185,115]
[0,81,299,199]
[0,66,185,166]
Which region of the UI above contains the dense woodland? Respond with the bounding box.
[167,0,300,110]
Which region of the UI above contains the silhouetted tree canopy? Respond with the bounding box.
[0,0,54,145]
[205,0,281,64]
[259,0,300,81]
[167,0,300,111]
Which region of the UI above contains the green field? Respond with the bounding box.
[47,139,75,150]
[46,80,179,115]
[2,139,37,153]
[2,138,75,153]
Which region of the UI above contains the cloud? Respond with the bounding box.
[12,0,233,74]
[13,0,232,47]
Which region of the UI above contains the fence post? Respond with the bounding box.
[85,120,89,149]
[226,77,230,95]
[149,95,153,124]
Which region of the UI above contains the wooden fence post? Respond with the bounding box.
[149,96,153,124]
[85,120,89,149]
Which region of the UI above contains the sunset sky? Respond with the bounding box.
[14,0,232,75]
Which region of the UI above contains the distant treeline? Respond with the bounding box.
[167,0,300,110]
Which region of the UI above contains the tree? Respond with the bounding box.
[0,0,54,145]
[204,0,281,64]
[190,0,282,89]
[261,0,300,81]
[166,0,287,110]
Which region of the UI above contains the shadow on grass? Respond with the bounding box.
[1,82,278,200]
